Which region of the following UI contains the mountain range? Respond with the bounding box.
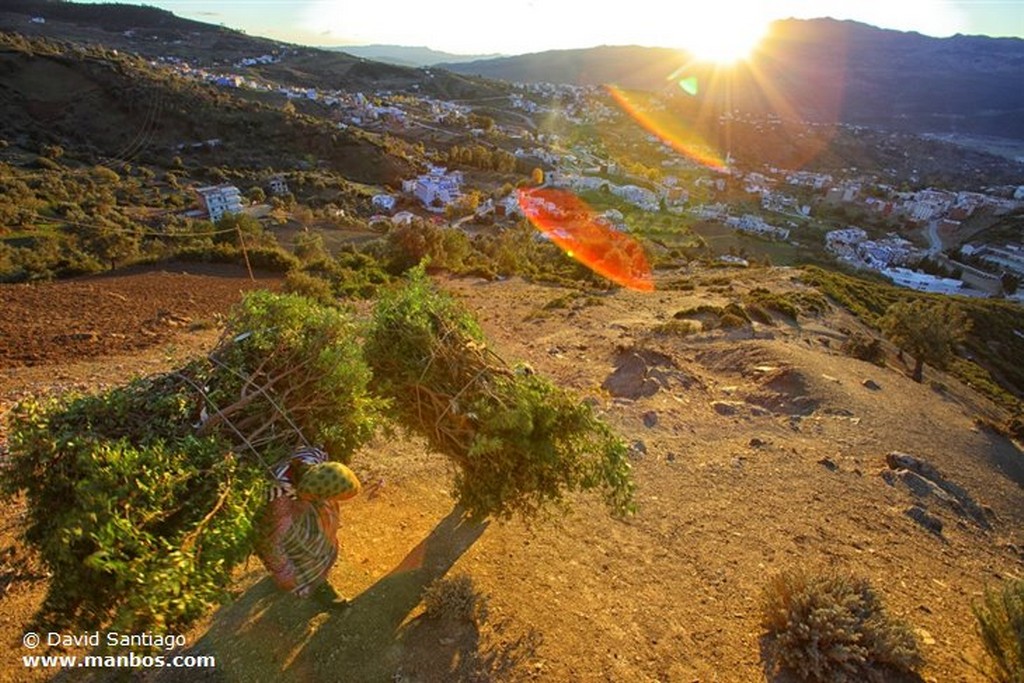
[328,44,503,68]
[444,19,1024,141]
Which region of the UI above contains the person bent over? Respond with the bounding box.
[253,446,360,608]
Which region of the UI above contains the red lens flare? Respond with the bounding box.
[518,187,654,292]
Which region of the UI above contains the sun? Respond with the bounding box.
[672,11,770,64]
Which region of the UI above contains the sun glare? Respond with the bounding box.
[678,14,769,64]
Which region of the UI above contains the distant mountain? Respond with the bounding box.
[445,19,1024,141]
[330,45,503,67]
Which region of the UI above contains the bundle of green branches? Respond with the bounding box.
[2,291,379,633]
[365,266,635,520]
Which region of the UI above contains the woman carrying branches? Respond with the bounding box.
[253,446,361,608]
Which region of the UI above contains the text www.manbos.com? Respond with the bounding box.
[24,653,216,669]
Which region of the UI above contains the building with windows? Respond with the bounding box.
[196,185,243,222]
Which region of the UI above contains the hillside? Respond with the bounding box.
[0,0,503,98]
[0,34,415,184]
[1,265,1022,682]
[446,18,1024,141]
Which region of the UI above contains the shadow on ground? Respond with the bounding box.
[149,506,537,682]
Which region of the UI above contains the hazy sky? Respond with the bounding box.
[81,0,1024,55]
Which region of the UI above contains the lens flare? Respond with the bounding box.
[606,85,728,173]
[518,187,654,292]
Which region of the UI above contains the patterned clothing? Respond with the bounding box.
[253,447,344,598]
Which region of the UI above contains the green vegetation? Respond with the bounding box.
[841,331,887,366]
[761,570,922,683]
[2,292,380,633]
[744,287,829,320]
[364,267,635,520]
[880,299,971,383]
[973,578,1024,683]
[3,279,637,632]
[803,266,1023,410]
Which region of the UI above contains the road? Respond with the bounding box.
[926,220,942,254]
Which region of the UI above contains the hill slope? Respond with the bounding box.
[0,35,415,182]
[1,266,1022,682]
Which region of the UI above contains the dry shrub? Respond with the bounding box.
[761,570,922,682]
[973,577,1024,683]
[422,574,488,623]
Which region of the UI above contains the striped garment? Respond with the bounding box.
[253,447,341,598]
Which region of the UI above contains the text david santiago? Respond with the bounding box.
[45,632,186,651]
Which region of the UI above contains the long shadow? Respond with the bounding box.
[978,426,1024,489]
[153,506,489,682]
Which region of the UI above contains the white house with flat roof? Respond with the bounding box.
[196,185,243,222]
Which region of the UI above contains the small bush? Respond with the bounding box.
[719,312,748,329]
[652,319,701,337]
[283,270,336,307]
[761,570,922,683]
[973,577,1024,683]
[422,573,488,623]
[841,332,886,366]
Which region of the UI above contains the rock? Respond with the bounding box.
[711,401,742,416]
[642,411,658,428]
[629,440,647,459]
[905,505,943,535]
[862,379,882,391]
[915,628,937,646]
[749,437,768,448]
[818,457,839,472]
[887,452,992,530]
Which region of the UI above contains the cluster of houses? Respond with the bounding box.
[823,227,986,295]
[961,243,1024,279]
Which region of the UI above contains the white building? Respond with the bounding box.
[196,185,243,222]
[825,228,868,254]
[881,268,971,296]
[402,166,463,208]
[268,175,289,196]
[372,194,397,213]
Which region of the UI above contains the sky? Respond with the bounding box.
[82,0,1024,56]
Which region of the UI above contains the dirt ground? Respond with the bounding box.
[1,265,1022,682]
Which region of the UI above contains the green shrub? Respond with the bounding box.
[841,332,886,366]
[761,570,922,682]
[283,270,336,307]
[746,287,829,320]
[719,312,748,329]
[364,266,634,520]
[973,577,1024,683]
[2,292,380,633]
[652,319,701,337]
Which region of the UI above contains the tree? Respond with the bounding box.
[1001,272,1020,297]
[879,299,970,383]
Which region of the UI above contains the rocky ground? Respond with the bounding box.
[1,264,1022,682]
